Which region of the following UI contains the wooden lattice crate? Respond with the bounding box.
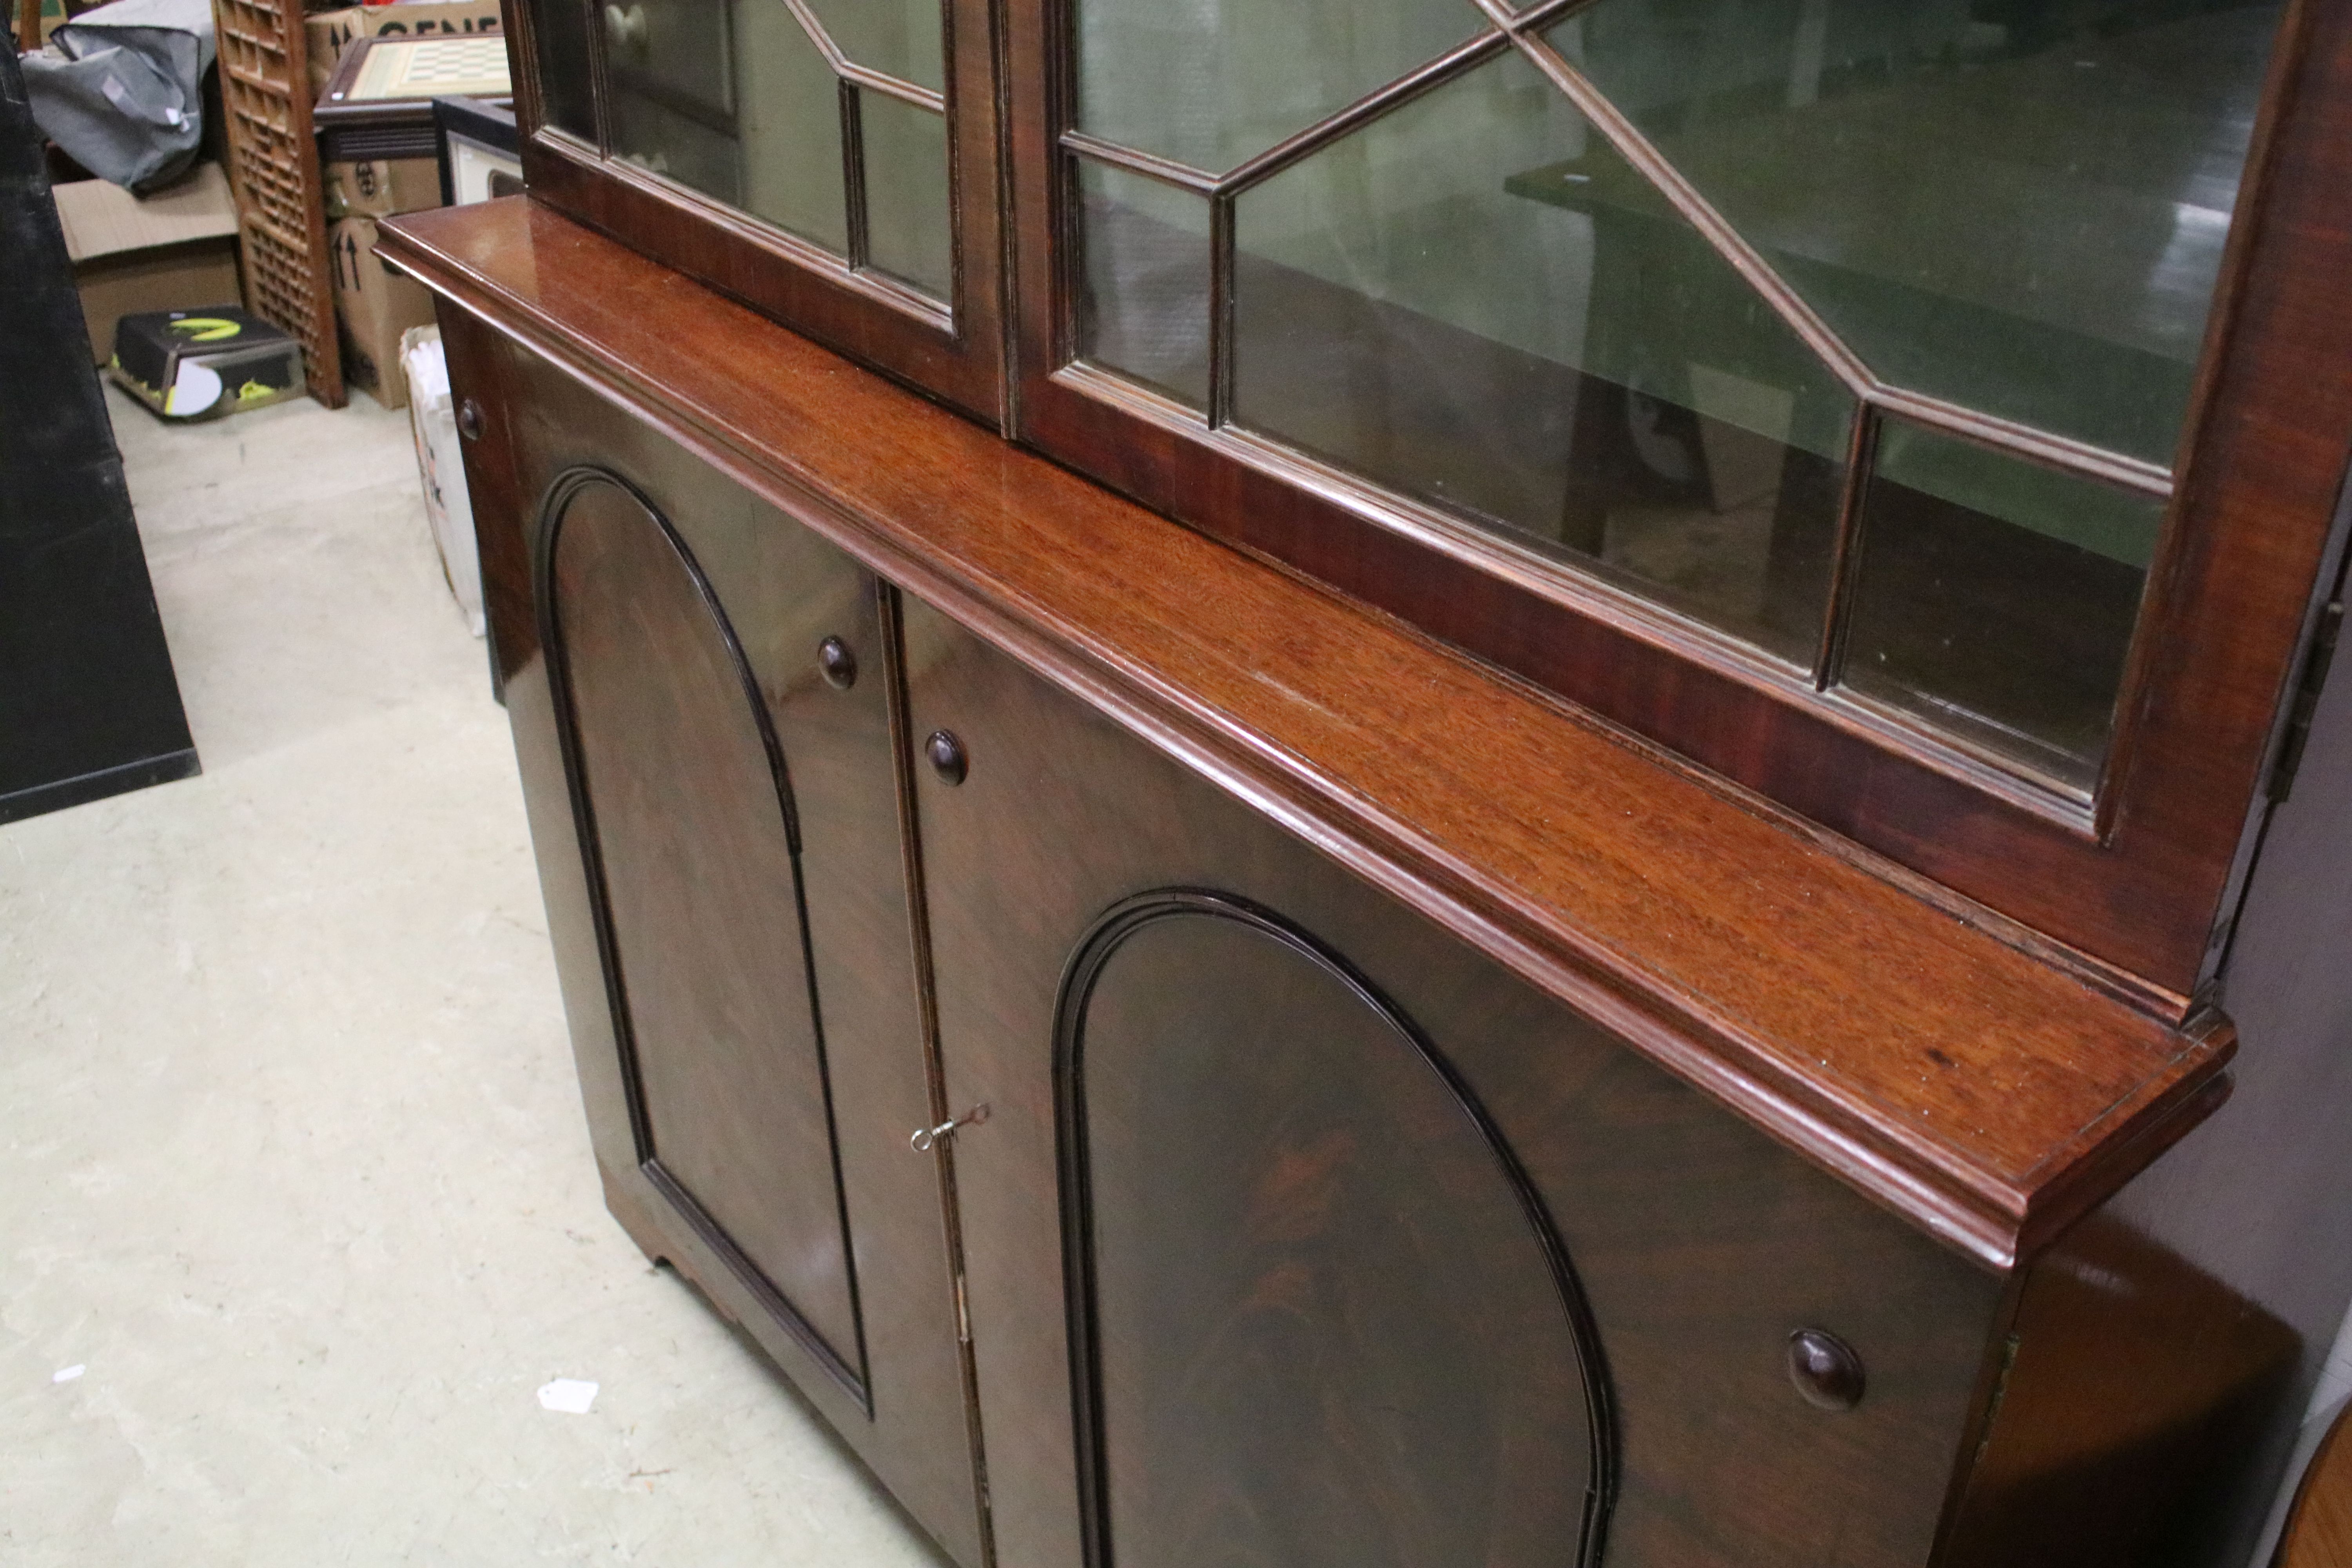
[211,0,343,406]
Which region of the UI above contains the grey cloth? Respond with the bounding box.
[22,0,215,194]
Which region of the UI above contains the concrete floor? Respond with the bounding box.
[0,384,950,1566]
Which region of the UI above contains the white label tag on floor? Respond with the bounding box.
[536,1377,598,1414]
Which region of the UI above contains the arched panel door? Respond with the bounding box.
[1058,892,1611,1568]
[540,470,862,1388]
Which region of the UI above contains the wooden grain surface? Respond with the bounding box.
[446,327,988,1566]
[2279,1402,2352,1568]
[1939,1212,2299,1568]
[545,474,865,1372]
[1065,902,1603,1568]
[385,196,2231,1271]
[904,598,2001,1568]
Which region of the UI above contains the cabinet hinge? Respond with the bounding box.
[2270,597,2343,804]
[954,1272,971,1345]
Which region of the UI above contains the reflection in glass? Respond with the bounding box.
[611,91,745,204]
[533,0,597,139]
[1077,161,1212,409]
[1842,422,2163,789]
[604,0,734,119]
[1235,51,1854,661]
[863,94,953,299]
[1554,0,2286,466]
[607,0,848,253]
[1076,0,1478,174]
[806,0,944,92]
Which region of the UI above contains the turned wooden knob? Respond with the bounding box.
[817,635,857,690]
[926,729,967,785]
[1787,1328,1865,1411]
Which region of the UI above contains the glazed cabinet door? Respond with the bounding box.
[899,598,2006,1568]
[514,0,1008,421]
[449,320,983,1568]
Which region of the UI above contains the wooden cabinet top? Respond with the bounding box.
[383,195,2236,1274]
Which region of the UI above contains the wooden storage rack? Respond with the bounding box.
[211,0,343,407]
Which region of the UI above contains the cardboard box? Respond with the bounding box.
[323,156,443,220]
[329,217,439,410]
[50,163,243,365]
[306,0,505,93]
[109,308,306,419]
[400,326,486,637]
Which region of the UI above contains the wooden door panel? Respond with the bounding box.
[1063,896,1604,1568]
[546,473,862,1379]
[902,597,2000,1568]
[481,332,984,1567]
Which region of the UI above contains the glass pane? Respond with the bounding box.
[1555,0,2288,466]
[610,0,849,254]
[1076,0,1481,175]
[737,1,849,252]
[1235,51,1855,661]
[604,0,735,121]
[612,91,745,206]
[1842,421,2163,789]
[1077,161,1211,408]
[532,0,598,139]
[806,0,944,92]
[862,93,952,299]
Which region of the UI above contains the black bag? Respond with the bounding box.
[21,0,214,193]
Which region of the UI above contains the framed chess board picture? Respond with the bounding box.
[314,33,514,147]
